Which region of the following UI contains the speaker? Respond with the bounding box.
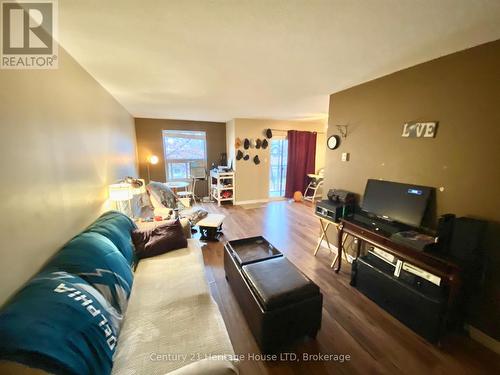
[364,250,397,276]
[436,214,455,254]
[398,267,447,300]
[436,215,486,263]
[449,217,486,263]
[440,217,486,325]
[327,189,355,204]
[315,200,353,222]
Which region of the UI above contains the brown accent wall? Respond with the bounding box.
[135,118,227,196]
[324,40,500,339]
[0,48,137,306]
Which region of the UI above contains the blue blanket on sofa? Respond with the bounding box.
[0,211,137,375]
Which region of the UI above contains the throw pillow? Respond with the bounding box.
[132,219,187,259]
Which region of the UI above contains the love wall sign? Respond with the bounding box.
[401,122,438,138]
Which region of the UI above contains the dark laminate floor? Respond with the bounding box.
[196,200,499,375]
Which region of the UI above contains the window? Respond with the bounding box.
[269,137,288,197]
[162,130,207,181]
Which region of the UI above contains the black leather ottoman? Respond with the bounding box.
[224,243,323,353]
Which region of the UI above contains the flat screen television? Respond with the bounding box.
[361,179,434,228]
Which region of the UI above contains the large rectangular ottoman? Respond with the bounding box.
[224,237,323,353]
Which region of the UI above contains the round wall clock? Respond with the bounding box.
[327,135,340,150]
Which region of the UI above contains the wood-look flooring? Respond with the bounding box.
[195,200,499,375]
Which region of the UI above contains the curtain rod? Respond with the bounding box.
[269,128,325,134]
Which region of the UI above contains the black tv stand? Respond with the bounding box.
[336,217,462,342]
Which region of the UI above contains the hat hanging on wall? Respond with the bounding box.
[265,128,273,139]
[236,150,243,160]
[243,153,250,161]
[235,137,242,149]
[253,155,260,165]
[243,138,250,149]
[262,139,269,149]
[255,139,262,149]
[250,138,256,148]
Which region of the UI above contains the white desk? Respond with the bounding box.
[165,181,190,189]
[165,181,191,202]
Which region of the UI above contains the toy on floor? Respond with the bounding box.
[293,191,303,202]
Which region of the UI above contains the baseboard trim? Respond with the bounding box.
[235,199,269,205]
[317,239,354,263]
[466,325,500,355]
[268,196,286,202]
[318,239,339,253]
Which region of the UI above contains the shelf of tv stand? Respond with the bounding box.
[339,218,460,277]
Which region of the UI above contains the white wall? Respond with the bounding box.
[225,119,236,168]
[0,48,137,305]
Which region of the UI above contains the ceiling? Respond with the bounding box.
[58,0,500,122]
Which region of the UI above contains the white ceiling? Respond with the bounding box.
[58,0,500,122]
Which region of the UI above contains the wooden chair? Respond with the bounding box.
[190,164,207,202]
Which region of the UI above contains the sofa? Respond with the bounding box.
[0,211,237,375]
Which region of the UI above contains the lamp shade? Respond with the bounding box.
[108,183,133,201]
[149,155,159,165]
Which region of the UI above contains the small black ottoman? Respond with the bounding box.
[225,247,323,353]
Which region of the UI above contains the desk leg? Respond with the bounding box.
[322,222,335,254]
[334,223,344,273]
[314,220,330,256]
[314,218,344,271]
[322,226,337,268]
[330,254,339,269]
[341,233,351,263]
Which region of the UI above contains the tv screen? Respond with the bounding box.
[361,179,433,227]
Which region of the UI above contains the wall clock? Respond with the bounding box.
[327,135,340,150]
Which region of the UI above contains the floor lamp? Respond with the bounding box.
[147,155,159,182]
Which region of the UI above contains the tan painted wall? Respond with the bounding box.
[324,40,500,338]
[134,118,227,197]
[0,48,137,306]
[230,118,327,203]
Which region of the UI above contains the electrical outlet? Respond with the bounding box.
[341,152,349,162]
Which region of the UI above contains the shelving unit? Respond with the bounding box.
[210,169,235,206]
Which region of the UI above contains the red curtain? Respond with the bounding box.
[285,130,317,198]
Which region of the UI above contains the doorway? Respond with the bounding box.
[269,137,288,198]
